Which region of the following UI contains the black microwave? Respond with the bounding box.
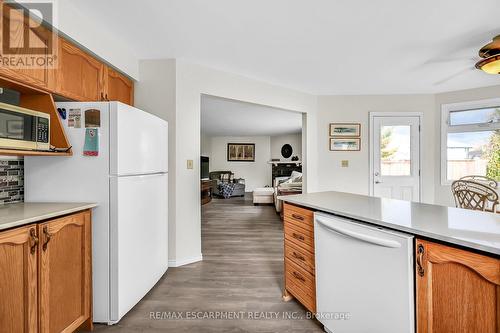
[0,102,50,151]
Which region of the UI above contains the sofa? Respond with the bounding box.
[209,171,246,197]
[274,171,303,213]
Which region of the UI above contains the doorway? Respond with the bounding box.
[369,112,422,202]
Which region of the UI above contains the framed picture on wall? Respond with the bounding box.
[329,138,361,151]
[227,143,255,162]
[329,123,361,137]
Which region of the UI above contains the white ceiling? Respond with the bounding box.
[65,0,500,94]
[201,95,302,136]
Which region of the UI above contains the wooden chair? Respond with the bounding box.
[451,180,499,213]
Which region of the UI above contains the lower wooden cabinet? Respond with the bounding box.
[0,225,38,333]
[0,210,92,333]
[283,203,316,313]
[39,211,92,333]
[416,239,500,333]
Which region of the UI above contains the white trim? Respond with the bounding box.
[440,98,500,185]
[168,254,203,267]
[369,112,423,202]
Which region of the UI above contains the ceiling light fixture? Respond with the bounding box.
[476,35,500,74]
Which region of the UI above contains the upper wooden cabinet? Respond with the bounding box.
[416,239,500,333]
[38,210,92,333]
[57,38,104,102]
[0,2,134,106]
[0,2,56,91]
[103,66,134,105]
[0,225,38,333]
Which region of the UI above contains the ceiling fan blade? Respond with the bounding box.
[434,67,475,86]
[424,57,477,65]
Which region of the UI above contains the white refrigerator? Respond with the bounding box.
[25,102,168,325]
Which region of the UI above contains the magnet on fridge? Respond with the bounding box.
[83,128,99,156]
[85,109,101,128]
[57,108,67,120]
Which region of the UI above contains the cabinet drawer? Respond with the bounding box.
[285,258,316,312]
[285,241,315,275]
[284,203,314,231]
[284,222,314,252]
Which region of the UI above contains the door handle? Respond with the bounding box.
[375,180,382,184]
[29,228,39,254]
[42,226,52,251]
[316,216,401,248]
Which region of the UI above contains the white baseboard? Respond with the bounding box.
[168,254,203,267]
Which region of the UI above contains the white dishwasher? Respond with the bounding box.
[314,212,414,333]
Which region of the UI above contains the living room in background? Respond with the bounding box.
[441,98,500,185]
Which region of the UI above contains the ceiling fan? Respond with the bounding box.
[475,35,500,74]
[434,34,500,85]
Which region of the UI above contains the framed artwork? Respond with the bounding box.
[227,143,255,162]
[329,123,361,137]
[330,138,361,151]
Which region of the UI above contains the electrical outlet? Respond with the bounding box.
[187,160,194,169]
[341,160,349,167]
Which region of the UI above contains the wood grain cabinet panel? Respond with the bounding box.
[0,226,38,333]
[57,39,104,101]
[39,211,92,333]
[0,3,56,91]
[283,203,316,313]
[103,66,134,105]
[416,239,500,333]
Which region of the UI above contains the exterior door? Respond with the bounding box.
[39,211,92,333]
[0,226,38,333]
[372,115,421,201]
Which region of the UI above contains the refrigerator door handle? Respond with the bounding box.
[315,216,402,248]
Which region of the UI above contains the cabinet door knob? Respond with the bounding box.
[42,226,52,251]
[29,228,39,254]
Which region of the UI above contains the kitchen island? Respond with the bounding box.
[0,202,96,332]
[280,191,500,333]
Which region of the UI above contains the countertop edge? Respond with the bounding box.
[0,203,98,231]
[281,197,500,256]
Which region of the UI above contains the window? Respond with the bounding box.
[441,99,500,185]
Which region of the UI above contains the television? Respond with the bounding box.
[201,156,209,180]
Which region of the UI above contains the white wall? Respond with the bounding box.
[136,59,318,266]
[56,1,139,79]
[270,133,302,161]
[316,94,436,204]
[434,85,500,206]
[209,136,272,191]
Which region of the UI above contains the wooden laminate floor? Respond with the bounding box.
[88,194,322,332]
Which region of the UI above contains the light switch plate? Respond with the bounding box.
[341,160,349,167]
[187,160,194,169]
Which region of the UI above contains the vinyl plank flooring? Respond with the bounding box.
[86,194,322,332]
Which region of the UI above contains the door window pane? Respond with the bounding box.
[380,126,411,176]
[449,107,500,126]
[447,130,500,181]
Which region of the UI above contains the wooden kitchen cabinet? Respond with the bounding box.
[0,210,92,333]
[102,66,134,105]
[39,210,92,333]
[57,38,104,102]
[0,2,56,91]
[283,203,316,313]
[0,225,38,333]
[416,239,500,333]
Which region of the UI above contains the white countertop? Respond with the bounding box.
[0,202,97,231]
[280,191,500,256]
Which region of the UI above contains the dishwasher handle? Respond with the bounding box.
[316,216,402,248]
